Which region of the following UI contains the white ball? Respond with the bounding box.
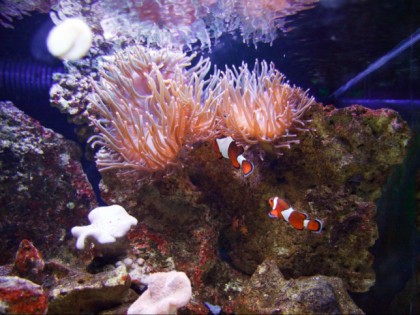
[47,18,93,61]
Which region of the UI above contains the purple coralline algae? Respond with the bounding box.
[0,101,97,265]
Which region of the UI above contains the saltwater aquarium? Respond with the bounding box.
[0,0,418,314]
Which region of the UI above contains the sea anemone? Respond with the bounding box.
[97,0,212,49]
[88,46,219,180]
[216,60,315,150]
[235,0,319,45]
[93,0,318,49]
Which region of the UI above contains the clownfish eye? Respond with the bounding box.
[268,197,274,207]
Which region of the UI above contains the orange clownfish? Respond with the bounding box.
[213,136,254,177]
[268,196,323,233]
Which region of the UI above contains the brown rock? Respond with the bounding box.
[0,101,97,264]
[47,265,131,314]
[237,259,364,314]
[97,104,410,309]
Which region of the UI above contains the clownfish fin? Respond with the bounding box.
[304,219,323,233]
[268,209,280,219]
[227,141,244,169]
[242,160,254,177]
[212,139,223,159]
[287,211,308,230]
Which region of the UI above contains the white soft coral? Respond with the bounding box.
[71,205,138,256]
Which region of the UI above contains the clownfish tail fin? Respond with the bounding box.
[305,218,323,233]
[242,160,254,177]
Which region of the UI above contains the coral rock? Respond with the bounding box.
[236,259,364,314]
[0,101,97,264]
[99,103,410,307]
[0,276,48,314]
[47,265,130,314]
[13,239,45,284]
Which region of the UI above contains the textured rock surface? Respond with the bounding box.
[98,103,410,313]
[0,101,97,264]
[0,276,48,314]
[237,259,364,314]
[47,264,131,314]
[12,239,45,284]
[1,243,135,315]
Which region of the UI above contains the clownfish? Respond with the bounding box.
[268,196,323,233]
[212,136,254,177]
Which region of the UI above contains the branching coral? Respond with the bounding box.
[88,46,219,180]
[216,60,315,150]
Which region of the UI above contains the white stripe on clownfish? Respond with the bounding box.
[213,136,254,177]
[280,208,295,222]
[268,196,323,233]
[215,137,233,159]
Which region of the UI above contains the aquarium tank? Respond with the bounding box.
[0,0,418,314]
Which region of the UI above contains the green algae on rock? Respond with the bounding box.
[97,103,410,311]
[236,259,364,314]
[0,101,97,265]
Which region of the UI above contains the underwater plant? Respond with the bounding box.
[88,46,219,180]
[216,60,315,150]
